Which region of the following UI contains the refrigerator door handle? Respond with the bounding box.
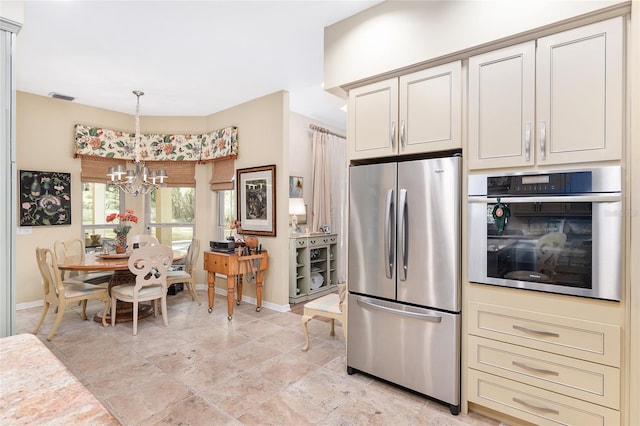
[398,188,408,281]
[357,297,443,322]
[384,189,395,279]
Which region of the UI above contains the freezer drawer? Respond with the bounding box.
[347,294,460,408]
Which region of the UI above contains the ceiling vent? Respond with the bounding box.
[48,92,75,102]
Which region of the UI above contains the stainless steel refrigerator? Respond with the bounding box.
[347,155,461,415]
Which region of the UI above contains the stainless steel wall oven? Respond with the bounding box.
[468,166,622,301]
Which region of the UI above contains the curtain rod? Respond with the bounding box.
[309,124,345,139]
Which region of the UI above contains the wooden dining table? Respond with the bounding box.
[58,250,186,323]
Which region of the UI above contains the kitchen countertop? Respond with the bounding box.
[0,333,118,425]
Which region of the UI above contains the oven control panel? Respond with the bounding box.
[487,171,591,196]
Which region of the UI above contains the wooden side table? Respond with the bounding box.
[203,250,269,320]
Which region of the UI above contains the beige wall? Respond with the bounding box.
[206,91,291,308]
[16,92,133,304]
[16,90,294,310]
[324,0,628,95]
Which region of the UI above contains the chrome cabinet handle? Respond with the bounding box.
[512,361,559,376]
[390,121,396,151]
[540,121,546,161]
[513,324,559,338]
[384,189,395,279]
[400,120,406,151]
[525,122,531,162]
[512,397,559,415]
[398,189,408,281]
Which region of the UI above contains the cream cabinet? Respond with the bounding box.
[289,234,337,304]
[467,285,622,424]
[468,17,623,170]
[348,61,461,160]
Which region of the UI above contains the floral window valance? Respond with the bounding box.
[73,124,238,162]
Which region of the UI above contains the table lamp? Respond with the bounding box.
[289,198,306,235]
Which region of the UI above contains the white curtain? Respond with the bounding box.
[311,130,346,283]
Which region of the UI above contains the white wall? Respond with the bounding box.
[288,111,346,233]
[324,0,628,94]
[1,1,24,25]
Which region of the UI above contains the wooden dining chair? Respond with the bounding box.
[167,238,201,304]
[110,244,173,335]
[129,234,159,249]
[33,247,111,341]
[53,238,112,284]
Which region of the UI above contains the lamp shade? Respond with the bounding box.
[289,198,306,215]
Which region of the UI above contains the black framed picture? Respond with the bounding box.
[237,164,276,237]
[19,170,71,226]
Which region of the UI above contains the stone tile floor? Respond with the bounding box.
[16,291,500,425]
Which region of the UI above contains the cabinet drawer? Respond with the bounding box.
[468,335,619,409]
[203,252,229,274]
[469,302,620,366]
[468,370,620,426]
[295,239,308,248]
[308,238,326,247]
[324,235,337,244]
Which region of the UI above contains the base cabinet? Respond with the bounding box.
[467,286,622,425]
[468,370,620,426]
[289,234,337,303]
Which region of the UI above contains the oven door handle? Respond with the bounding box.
[468,195,621,203]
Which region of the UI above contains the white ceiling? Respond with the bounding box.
[14,0,381,131]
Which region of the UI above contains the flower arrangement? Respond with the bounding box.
[106,209,139,235]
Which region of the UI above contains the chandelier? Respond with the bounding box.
[107,90,167,196]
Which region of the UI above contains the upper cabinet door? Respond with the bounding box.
[468,42,536,170]
[348,78,398,160]
[399,61,462,155]
[348,61,462,161]
[469,17,623,170]
[536,17,623,165]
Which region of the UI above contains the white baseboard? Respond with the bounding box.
[17,300,43,310]
[20,284,291,313]
[195,283,290,313]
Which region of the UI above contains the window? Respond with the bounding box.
[146,187,195,251]
[218,190,235,240]
[82,182,123,248]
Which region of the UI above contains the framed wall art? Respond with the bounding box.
[19,170,71,226]
[289,176,303,198]
[237,164,276,237]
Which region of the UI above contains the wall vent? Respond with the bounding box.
[48,92,75,102]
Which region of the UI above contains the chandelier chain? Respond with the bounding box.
[106,90,167,196]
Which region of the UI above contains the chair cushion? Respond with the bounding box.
[64,283,108,299]
[166,271,190,280]
[111,284,164,299]
[63,272,112,286]
[304,293,342,314]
